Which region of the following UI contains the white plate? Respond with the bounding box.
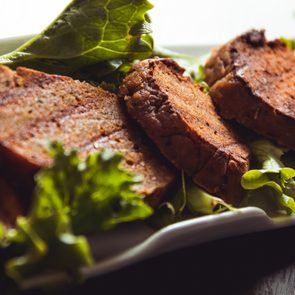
[1,36,295,290]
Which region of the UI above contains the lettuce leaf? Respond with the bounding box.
[280,37,295,50]
[153,46,208,87]
[1,186,93,282]
[241,140,295,215]
[43,143,152,234]
[1,143,152,282]
[150,172,234,228]
[186,185,236,215]
[0,223,4,240]
[0,0,154,78]
[148,171,186,227]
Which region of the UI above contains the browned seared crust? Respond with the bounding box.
[0,65,175,207]
[204,29,295,149]
[121,58,250,204]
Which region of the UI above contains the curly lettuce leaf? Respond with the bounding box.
[241,140,295,215]
[1,188,93,282]
[1,143,152,282]
[0,0,153,77]
[43,143,152,234]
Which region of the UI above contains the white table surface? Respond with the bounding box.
[0,0,294,45]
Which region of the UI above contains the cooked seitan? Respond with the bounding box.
[204,29,295,149]
[0,65,175,207]
[121,58,250,204]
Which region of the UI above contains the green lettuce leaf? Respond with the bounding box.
[280,37,295,50]
[1,143,152,282]
[2,187,93,282]
[150,172,234,228]
[148,171,186,228]
[0,223,4,240]
[0,0,153,77]
[153,46,208,88]
[42,143,152,234]
[37,142,153,233]
[186,184,236,215]
[247,140,287,170]
[241,140,295,215]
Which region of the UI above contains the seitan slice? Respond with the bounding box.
[0,65,175,207]
[204,29,295,149]
[121,58,250,204]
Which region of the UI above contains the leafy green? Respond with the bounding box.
[43,143,152,234]
[149,171,186,228]
[241,140,295,215]
[280,37,295,50]
[153,46,208,87]
[0,0,154,78]
[0,223,4,240]
[1,143,152,282]
[186,185,236,215]
[1,184,93,282]
[150,172,235,228]
[148,202,176,228]
[248,140,287,170]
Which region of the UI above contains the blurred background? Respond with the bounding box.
[0,0,294,44]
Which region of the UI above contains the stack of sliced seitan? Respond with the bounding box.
[4,29,292,212]
[0,66,175,208]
